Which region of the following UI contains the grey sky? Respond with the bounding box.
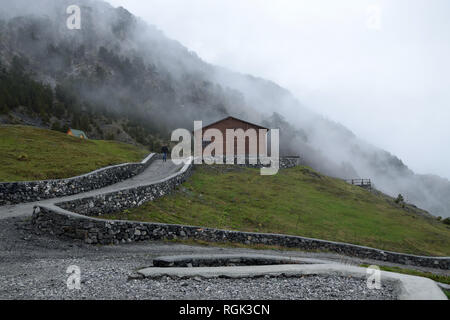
[108,0,450,179]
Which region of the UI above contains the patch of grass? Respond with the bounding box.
[101,165,450,256]
[0,125,148,181]
[443,289,450,299]
[360,264,450,285]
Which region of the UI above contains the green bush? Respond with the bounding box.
[395,194,404,204]
[17,153,29,161]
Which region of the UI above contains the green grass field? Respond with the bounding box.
[102,165,450,256]
[360,264,450,285]
[444,289,450,299]
[0,125,148,181]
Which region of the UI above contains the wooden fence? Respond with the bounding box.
[345,179,372,189]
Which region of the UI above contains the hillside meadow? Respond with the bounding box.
[102,165,450,256]
[0,125,148,181]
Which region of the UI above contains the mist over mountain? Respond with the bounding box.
[0,0,449,218]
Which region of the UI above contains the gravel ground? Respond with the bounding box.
[142,275,398,300]
[1,267,398,300]
[0,216,442,300]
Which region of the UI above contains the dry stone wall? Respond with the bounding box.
[200,156,301,169]
[56,163,193,216]
[32,205,449,269]
[0,154,155,205]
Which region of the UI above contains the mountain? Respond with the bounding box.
[0,0,449,218]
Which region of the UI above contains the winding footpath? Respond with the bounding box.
[0,158,183,220]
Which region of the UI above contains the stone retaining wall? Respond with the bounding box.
[56,161,194,216]
[32,205,449,270]
[0,153,155,206]
[199,156,301,169]
[279,157,301,169]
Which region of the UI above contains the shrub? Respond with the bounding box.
[17,153,29,161]
[51,121,61,132]
[394,194,404,204]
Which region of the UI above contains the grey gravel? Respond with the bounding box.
[0,259,397,300]
[0,217,439,300]
[136,275,398,300]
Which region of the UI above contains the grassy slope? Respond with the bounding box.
[360,264,450,285]
[103,165,450,256]
[0,125,148,181]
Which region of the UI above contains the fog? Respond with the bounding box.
[108,0,450,180]
[1,0,449,217]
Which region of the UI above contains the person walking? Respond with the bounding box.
[161,145,169,162]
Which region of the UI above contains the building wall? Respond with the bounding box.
[200,118,268,157]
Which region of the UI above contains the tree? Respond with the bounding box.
[0,103,9,114]
[394,194,405,208]
[11,55,26,75]
[51,121,62,132]
[95,64,106,81]
[52,102,65,118]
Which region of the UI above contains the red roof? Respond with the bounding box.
[201,116,269,130]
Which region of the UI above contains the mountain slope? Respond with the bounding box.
[101,165,450,257]
[0,0,449,217]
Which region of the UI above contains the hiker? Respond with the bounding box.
[161,145,169,162]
